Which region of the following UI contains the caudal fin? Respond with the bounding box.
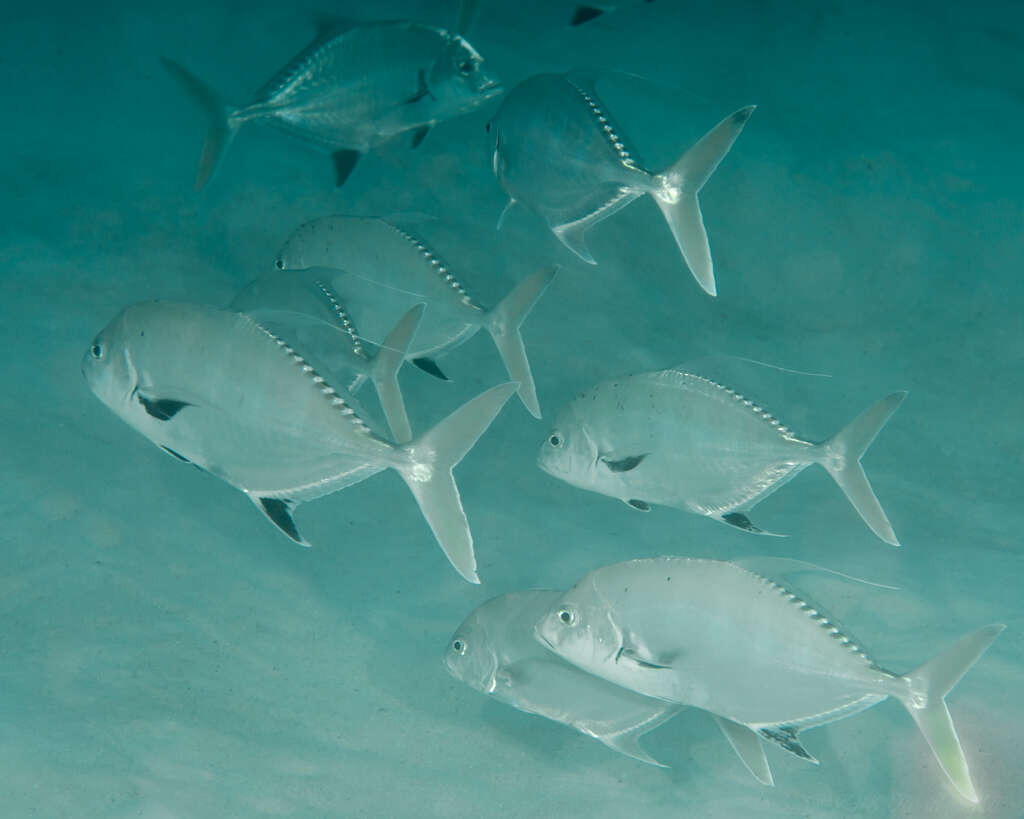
[898,624,1004,803]
[370,303,425,444]
[160,57,238,191]
[818,391,905,546]
[396,382,518,583]
[485,266,557,419]
[651,106,755,296]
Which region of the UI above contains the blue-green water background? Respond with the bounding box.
[3,1,1021,816]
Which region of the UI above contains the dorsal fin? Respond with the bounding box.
[383,221,476,305]
[249,318,374,437]
[670,370,798,440]
[564,71,642,170]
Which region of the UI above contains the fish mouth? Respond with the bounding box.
[533,620,557,653]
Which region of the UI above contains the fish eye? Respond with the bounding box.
[451,638,467,655]
[458,59,475,76]
[558,608,576,626]
[275,258,284,270]
[548,433,562,448]
[90,342,103,359]
[485,121,491,133]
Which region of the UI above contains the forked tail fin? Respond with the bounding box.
[651,105,755,296]
[369,303,425,444]
[898,624,1004,803]
[160,57,238,191]
[395,382,518,583]
[818,391,906,546]
[484,266,557,419]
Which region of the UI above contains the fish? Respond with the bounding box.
[538,367,906,545]
[445,589,683,766]
[160,16,501,190]
[489,71,753,295]
[231,275,425,443]
[563,1,655,27]
[273,215,557,418]
[82,300,517,582]
[534,557,1005,802]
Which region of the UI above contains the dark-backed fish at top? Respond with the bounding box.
[161,16,501,189]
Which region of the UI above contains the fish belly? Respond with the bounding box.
[153,410,387,501]
[588,375,811,513]
[606,560,889,726]
[128,305,396,492]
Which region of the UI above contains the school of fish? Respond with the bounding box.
[82,2,1003,808]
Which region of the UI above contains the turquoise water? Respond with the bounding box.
[3,1,1021,816]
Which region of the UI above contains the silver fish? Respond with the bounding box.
[232,275,425,444]
[82,300,517,582]
[445,589,682,766]
[161,18,501,190]
[539,368,905,545]
[274,215,556,418]
[490,71,753,295]
[535,557,1004,802]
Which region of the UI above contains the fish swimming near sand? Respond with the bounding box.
[535,557,1004,803]
[273,215,556,418]
[489,71,753,295]
[82,300,516,582]
[538,368,905,545]
[161,16,501,190]
[446,589,682,766]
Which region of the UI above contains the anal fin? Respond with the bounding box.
[720,511,786,537]
[412,357,449,381]
[410,125,430,149]
[759,725,818,765]
[331,150,361,187]
[599,707,682,768]
[713,715,773,786]
[251,495,309,547]
[552,221,596,264]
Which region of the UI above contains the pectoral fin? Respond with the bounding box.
[759,725,818,765]
[160,446,190,463]
[713,715,773,786]
[720,511,786,537]
[137,394,192,421]
[250,495,309,547]
[601,453,647,472]
[404,70,435,106]
[331,150,361,187]
[625,499,650,512]
[615,644,675,670]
